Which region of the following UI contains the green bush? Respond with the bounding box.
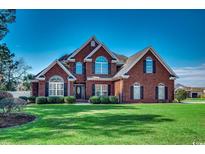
[36,97,47,104]
[0,98,27,115]
[28,96,36,103]
[64,96,76,104]
[109,96,119,104]
[19,96,28,101]
[47,96,64,104]
[0,91,13,101]
[175,89,187,103]
[89,96,101,104]
[100,96,110,104]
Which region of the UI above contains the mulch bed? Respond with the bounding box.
[0,113,36,128]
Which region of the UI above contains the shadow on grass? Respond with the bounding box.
[0,104,174,144]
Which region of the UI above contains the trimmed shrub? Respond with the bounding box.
[36,97,47,104]
[0,91,13,101]
[89,96,101,104]
[100,96,110,104]
[175,89,187,103]
[47,96,64,104]
[0,98,27,115]
[19,96,28,101]
[64,96,76,104]
[109,96,119,104]
[28,96,36,103]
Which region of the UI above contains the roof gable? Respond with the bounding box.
[84,44,119,62]
[36,60,76,80]
[67,36,100,60]
[114,47,177,78]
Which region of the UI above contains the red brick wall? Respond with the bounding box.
[114,79,123,102]
[38,80,45,96]
[122,50,174,103]
[31,82,38,96]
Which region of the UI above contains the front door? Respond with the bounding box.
[75,85,82,99]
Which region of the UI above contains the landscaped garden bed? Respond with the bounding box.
[0,113,36,128]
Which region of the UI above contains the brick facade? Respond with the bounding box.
[32,37,176,103]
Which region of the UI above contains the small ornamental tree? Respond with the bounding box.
[0,98,27,116]
[175,89,187,103]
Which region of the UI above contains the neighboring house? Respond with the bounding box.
[31,36,177,103]
[175,84,205,98]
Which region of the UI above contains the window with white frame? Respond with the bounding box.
[146,57,153,73]
[76,62,83,74]
[158,83,165,100]
[49,76,64,96]
[95,84,108,96]
[133,82,141,99]
[95,56,108,74]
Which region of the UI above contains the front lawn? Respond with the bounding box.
[183,98,205,103]
[0,103,204,144]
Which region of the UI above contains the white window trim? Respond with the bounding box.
[76,62,83,74]
[49,76,64,96]
[146,57,153,74]
[95,56,108,74]
[158,83,165,100]
[133,83,141,100]
[95,84,108,96]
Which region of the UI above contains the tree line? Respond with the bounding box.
[0,9,33,91]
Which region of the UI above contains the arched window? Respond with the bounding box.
[146,57,153,73]
[158,83,165,100]
[76,62,83,74]
[133,82,141,99]
[95,56,108,74]
[49,75,64,96]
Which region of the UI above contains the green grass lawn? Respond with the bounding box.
[183,98,205,103]
[0,103,205,145]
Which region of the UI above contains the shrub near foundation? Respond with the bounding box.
[100,96,110,104]
[27,96,36,103]
[47,96,64,104]
[89,96,101,104]
[36,97,47,104]
[109,96,119,104]
[64,96,76,104]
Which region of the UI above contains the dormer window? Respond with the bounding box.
[91,40,96,47]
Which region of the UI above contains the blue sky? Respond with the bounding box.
[2,10,205,87]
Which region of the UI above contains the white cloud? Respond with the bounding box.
[173,64,205,87]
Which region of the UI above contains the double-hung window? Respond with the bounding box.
[95,84,108,96]
[158,83,165,100]
[146,57,153,73]
[133,83,141,99]
[49,76,64,96]
[76,62,83,74]
[95,56,108,74]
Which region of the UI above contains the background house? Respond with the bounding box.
[175,83,205,98]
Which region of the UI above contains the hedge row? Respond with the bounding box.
[36,96,76,104]
[89,96,119,104]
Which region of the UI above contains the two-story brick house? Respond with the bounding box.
[31,36,177,103]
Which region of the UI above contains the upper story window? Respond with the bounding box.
[49,75,64,96]
[76,62,83,74]
[145,57,153,73]
[95,56,108,74]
